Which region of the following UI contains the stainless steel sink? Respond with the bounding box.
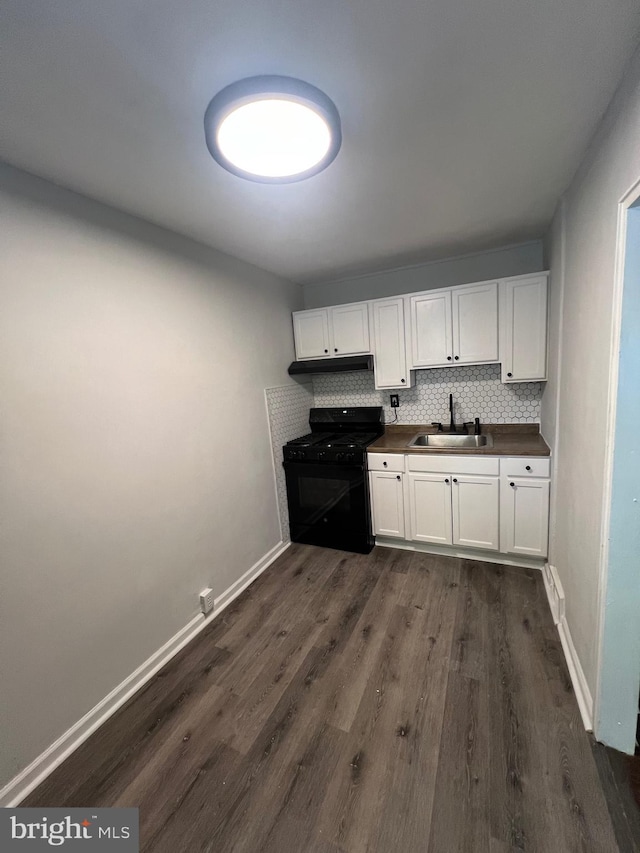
[408,432,494,448]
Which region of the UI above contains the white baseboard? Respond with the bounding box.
[375,537,545,570]
[213,540,289,614]
[542,564,593,731]
[0,540,289,808]
[542,562,565,624]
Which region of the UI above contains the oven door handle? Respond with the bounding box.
[283,461,366,472]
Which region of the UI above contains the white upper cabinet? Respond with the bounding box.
[293,302,370,360]
[371,298,413,389]
[451,282,499,364]
[292,309,331,359]
[409,290,453,367]
[330,303,370,356]
[500,275,548,382]
[292,272,548,382]
[410,281,498,368]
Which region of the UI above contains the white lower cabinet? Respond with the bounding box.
[408,473,453,544]
[369,452,550,562]
[451,475,500,550]
[369,471,405,539]
[500,476,550,557]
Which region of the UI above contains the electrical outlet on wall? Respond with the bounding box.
[390,394,399,408]
[199,587,214,616]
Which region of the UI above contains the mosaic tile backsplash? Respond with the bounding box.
[312,364,542,425]
[265,381,314,543]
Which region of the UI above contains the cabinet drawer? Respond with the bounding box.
[500,457,550,478]
[367,453,406,473]
[407,454,499,476]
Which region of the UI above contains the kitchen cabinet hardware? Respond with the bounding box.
[510,481,515,487]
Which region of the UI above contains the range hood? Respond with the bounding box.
[288,355,373,376]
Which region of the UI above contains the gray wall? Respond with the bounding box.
[541,44,640,708]
[302,241,544,307]
[0,163,303,789]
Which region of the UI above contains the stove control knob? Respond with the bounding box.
[345,452,355,462]
[336,452,345,461]
[317,451,325,460]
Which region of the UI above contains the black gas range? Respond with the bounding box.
[282,407,384,554]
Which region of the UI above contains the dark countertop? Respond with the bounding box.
[368,424,551,457]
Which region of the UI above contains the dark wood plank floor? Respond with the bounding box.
[592,738,640,852]
[25,544,619,852]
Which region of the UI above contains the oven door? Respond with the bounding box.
[283,461,373,554]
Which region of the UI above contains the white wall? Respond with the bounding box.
[303,241,543,307]
[542,45,640,703]
[0,163,303,790]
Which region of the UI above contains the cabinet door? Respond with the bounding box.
[292,309,330,359]
[372,298,411,389]
[408,473,453,545]
[500,276,548,381]
[452,282,499,364]
[500,477,549,557]
[369,471,405,538]
[451,475,500,551]
[410,291,453,367]
[330,303,370,356]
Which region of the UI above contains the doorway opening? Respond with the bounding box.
[596,185,640,759]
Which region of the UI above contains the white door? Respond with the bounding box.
[501,276,548,382]
[369,472,405,538]
[451,282,499,365]
[408,472,453,545]
[292,309,330,359]
[451,475,500,551]
[410,291,453,367]
[330,303,370,356]
[372,298,410,389]
[500,477,550,557]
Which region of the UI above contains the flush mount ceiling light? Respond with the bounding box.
[204,76,341,183]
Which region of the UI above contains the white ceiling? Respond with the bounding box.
[1,0,639,283]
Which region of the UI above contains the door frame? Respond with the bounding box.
[594,173,640,752]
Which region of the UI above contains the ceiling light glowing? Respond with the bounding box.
[204,76,341,183]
